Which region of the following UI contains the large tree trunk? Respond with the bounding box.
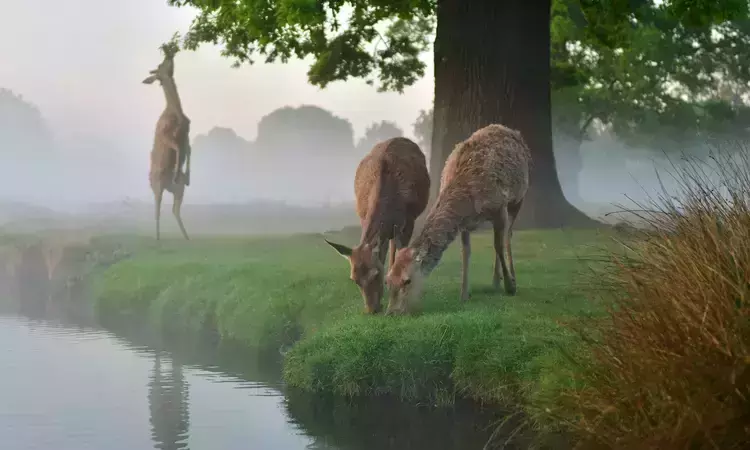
[429,0,600,229]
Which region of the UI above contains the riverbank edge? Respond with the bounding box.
[90,232,608,432]
[3,229,604,442]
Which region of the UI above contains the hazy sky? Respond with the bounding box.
[0,0,434,146]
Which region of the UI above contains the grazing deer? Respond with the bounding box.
[385,124,531,315]
[142,48,190,240]
[324,137,430,314]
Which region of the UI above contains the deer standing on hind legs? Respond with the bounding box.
[142,46,191,241]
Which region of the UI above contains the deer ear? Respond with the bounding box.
[324,239,352,259]
[142,74,158,84]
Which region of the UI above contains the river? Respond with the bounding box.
[0,312,515,450]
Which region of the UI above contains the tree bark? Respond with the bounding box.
[429,0,600,229]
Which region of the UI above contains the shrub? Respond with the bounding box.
[558,145,750,449]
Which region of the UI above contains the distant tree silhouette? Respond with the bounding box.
[412,109,433,156]
[192,127,253,153]
[0,88,59,203]
[355,120,404,154]
[254,105,357,204]
[255,105,355,159]
[0,88,54,153]
[190,126,255,202]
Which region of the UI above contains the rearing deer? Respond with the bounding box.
[324,137,430,314]
[142,48,190,240]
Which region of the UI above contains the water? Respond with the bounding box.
[0,314,511,450]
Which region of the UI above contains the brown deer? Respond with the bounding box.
[324,137,430,314]
[142,47,190,240]
[385,124,531,315]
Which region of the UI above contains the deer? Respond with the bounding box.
[385,124,532,315]
[324,137,430,314]
[142,45,191,240]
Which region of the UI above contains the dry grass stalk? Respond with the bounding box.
[560,142,750,449]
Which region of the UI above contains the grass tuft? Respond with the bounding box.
[89,228,612,409]
[556,145,750,449]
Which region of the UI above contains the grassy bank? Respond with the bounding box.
[92,227,611,410]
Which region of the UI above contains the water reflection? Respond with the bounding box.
[283,391,517,450]
[149,353,190,450]
[0,306,547,450]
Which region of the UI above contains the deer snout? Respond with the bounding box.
[360,279,384,314]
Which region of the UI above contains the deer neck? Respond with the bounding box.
[410,188,472,276]
[360,170,402,248]
[160,77,184,114]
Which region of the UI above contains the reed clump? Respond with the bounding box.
[559,144,750,449]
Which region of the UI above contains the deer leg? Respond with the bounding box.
[172,148,181,184]
[172,189,190,240]
[493,250,503,291]
[154,188,163,241]
[460,230,471,302]
[493,207,514,295]
[389,238,397,269]
[505,199,524,293]
[184,146,192,186]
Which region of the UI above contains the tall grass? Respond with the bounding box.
[557,143,750,449]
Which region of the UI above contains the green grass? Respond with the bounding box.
[92,227,612,409]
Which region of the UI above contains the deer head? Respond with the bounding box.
[325,237,385,314]
[385,247,424,315]
[142,55,175,85]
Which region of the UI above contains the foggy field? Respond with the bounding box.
[92,227,614,410]
[0,201,359,236]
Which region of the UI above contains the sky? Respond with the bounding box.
[0,0,434,146]
[0,0,701,213]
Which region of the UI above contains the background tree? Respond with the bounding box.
[254,105,357,204]
[190,127,255,202]
[0,88,58,202]
[167,0,748,228]
[0,88,54,158]
[412,108,433,156]
[355,120,404,154]
[255,105,354,158]
[551,1,750,206]
[193,126,253,153]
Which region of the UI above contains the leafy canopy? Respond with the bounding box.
[168,0,748,95]
[168,0,434,93]
[160,32,182,59]
[552,1,750,147]
[167,0,750,147]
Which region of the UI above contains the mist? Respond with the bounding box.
[1,0,746,235]
[1,80,742,234]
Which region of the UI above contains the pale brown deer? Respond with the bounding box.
[142,48,190,240]
[385,124,532,315]
[324,137,430,314]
